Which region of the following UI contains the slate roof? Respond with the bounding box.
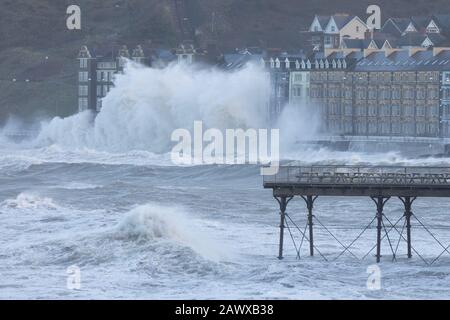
[434,14,450,29]
[354,49,450,71]
[390,18,413,32]
[316,15,331,29]
[332,15,354,29]
[398,33,447,47]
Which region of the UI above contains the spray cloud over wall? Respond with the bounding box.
[37,62,275,152]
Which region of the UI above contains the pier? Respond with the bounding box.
[263,165,450,263]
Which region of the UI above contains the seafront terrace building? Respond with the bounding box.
[265,48,450,138]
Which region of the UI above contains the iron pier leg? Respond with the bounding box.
[401,197,414,259]
[372,196,389,263]
[275,196,289,260]
[307,196,315,257]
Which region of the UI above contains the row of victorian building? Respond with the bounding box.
[77,14,450,139]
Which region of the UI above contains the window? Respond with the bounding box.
[392,123,401,134]
[80,59,88,68]
[79,72,88,82]
[382,122,390,134]
[345,105,352,116]
[428,106,439,117]
[403,123,414,135]
[444,72,450,83]
[444,104,450,116]
[392,105,401,116]
[392,88,401,99]
[368,122,377,134]
[416,106,426,117]
[345,89,352,99]
[78,98,88,111]
[79,85,88,96]
[417,123,426,135]
[292,86,302,98]
[356,26,360,32]
[429,123,438,135]
[428,88,438,99]
[416,88,426,99]
[356,88,366,99]
[331,26,336,32]
[404,106,415,116]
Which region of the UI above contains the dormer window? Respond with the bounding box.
[295,60,300,69]
[331,26,336,32]
[275,58,280,68]
[285,58,290,69]
[426,20,440,33]
[270,58,275,68]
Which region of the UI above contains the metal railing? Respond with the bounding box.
[263,165,450,186]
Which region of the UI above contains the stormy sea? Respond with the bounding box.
[2,62,450,299]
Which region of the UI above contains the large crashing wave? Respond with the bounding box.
[36,62,271,153]
[116,203,226,261]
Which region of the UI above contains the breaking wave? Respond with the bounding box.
[35,62,272,153]
[115,203,225,261]
[1,192,59,210]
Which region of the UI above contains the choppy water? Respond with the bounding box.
[2,143,450,299]
[2,62,450,299]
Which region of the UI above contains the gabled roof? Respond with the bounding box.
[390,18,414,32]
[317,15,331,28]
[311,15,331,30]
[398,33,447,47]
[332,14,354,29]
[381,19,403,36]
[411,16,430,30]
[398,33,429,46]
[427,33,448,46]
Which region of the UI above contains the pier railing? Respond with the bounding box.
[264,165,450,187]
